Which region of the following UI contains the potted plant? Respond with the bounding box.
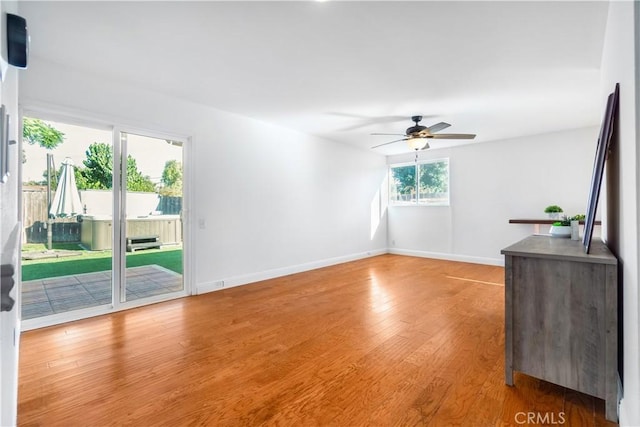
[544,205,563,219]
[549,215,571,237]
[569,214,585,240]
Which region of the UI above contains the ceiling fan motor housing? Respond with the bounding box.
[406,125,427,135]
[407,115,426,135]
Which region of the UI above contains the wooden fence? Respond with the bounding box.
[22,187,81,244]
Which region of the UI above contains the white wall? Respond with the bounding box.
[20,56,388,294]
[80,190,159,217]
[387,127,599,265]
[0,0,22,423]
[600,1,640,425]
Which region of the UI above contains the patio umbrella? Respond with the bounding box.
[49,157,82,218]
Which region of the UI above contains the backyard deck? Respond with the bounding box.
[22,265,183,320]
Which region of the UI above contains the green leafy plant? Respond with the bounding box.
[552,215,572,226]
[544,205,563,214]
[22,117,66,169]
[552,214,585,227]
[23,117,65,150]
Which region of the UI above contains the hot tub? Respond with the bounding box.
[80,215,112,250]
[81,215,182,250]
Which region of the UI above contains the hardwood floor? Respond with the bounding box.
[18,255,617,426]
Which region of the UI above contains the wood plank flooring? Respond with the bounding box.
[18,255,617,426]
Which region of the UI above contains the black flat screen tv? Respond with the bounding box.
[583,83,619,253]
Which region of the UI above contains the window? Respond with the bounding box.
[389,158,449,205]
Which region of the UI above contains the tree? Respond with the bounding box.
[419,161,448,193]
[160,160,182,196]
[392,165,416,195]
[73,165,92,190]
[78,142,155,192]
[126,156,155,192]
[23,117,65,150]
[42,168,59,189]
[22,117,65,178]
[80,143,113,189]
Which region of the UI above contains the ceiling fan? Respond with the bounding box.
[371,115,476,150]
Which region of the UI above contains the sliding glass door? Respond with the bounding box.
[120,132,184,303]
[21,117,187,328]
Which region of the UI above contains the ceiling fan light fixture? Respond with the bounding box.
[407,137,428,151]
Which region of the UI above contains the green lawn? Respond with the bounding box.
[22,243,183,281]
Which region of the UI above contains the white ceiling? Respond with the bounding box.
[19,1,609,155]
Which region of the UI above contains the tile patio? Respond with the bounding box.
[21,265,183,320]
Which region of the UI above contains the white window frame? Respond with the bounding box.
[389,158,450,206]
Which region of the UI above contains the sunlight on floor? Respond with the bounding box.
[367,270,395,315]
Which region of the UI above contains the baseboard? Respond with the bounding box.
[197,247,504,294]
[388,248,504,266]
[196,248,387,294]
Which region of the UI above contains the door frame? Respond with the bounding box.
[20,106,193,331]
[113,126,192,311]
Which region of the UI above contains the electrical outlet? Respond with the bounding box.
[198,218,206,229]
[213,280,224,289]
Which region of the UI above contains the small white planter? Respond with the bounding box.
[547,212,562,220]
[571,220,580,240]
[549,225,571,237]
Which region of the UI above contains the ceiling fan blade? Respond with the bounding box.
[427,122,451,133]
[339,123,375,132]
[371,138,408,149]
[370,133,407,136]
[430,133,476,140]
[328,113,412,122]
[330,113,434,132]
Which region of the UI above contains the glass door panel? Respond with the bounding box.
[121,132,184,303]
[21,118,114,321]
